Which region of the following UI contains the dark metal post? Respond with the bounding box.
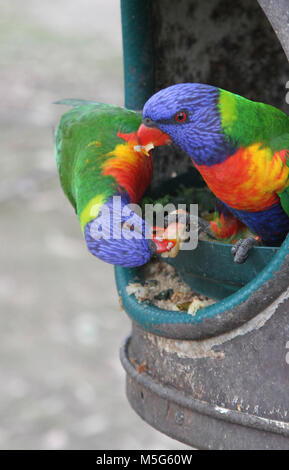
[120,0,154,110]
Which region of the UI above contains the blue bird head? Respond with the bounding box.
[139,83,233,166]
[83,192,176,268]
[84,194,152,268]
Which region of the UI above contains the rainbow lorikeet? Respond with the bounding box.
[54,100,176,267]
[137,83,289,262]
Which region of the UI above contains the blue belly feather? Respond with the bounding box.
[224,202,289,246]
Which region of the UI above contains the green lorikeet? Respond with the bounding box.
[55,100,176,267]
[137,83,289,262]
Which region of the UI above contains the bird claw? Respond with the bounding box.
[231,236,259,263]
[164,210,216,239]
[196,216,217,239]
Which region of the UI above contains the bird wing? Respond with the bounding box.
[55,102,142,228]
[270,133,289,218]
[278,156,289,217]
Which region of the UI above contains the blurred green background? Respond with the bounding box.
[0,0,190,449]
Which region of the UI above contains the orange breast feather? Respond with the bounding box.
[196,144,289,212]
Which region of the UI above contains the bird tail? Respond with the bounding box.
[54,99,104,107]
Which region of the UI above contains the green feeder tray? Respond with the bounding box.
[139,169,280,301]
[115,169,288,339]
[164,240,279,301]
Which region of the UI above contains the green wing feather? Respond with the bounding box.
[54,99,104,107]
[278,152,289,217]
[54,101,142,222]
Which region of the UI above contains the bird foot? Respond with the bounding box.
[164,210,216,239]
[231,236,260,263]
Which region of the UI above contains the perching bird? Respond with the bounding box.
[55,100,177,267]
[137,83,289,262]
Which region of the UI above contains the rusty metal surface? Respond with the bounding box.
[123,361,289,449]
[121,292,289,448]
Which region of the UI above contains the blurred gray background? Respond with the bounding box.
[0,0,190,449]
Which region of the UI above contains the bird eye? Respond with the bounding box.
[175,111,187,123]
[122,221,135,232]
[143,117,151,125]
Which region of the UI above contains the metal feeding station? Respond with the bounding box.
[115,0,289,449]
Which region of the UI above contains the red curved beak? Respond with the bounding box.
[137,123,171,147]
